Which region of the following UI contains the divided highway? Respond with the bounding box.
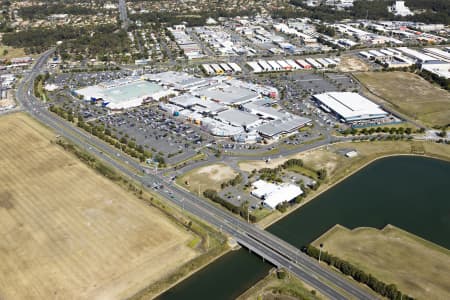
[16,50,378,300]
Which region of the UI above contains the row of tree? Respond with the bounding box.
[342,126,415,136]
[56,139,121,182]
[48,105,160,165]
[304,245,414,300]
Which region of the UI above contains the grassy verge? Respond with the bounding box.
[236,269,324,300]
[169,152,206,169]
[55,138,229,299]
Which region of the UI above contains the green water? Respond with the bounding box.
[158,156,450,300]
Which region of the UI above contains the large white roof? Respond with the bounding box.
[313,92,387,121]
[251,180,303,209]
[264,184,303,209]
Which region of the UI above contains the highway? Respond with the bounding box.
[118,0,129,30]
[16,50,378,300]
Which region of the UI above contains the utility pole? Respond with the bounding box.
[247,207,250,223]
[319,243,323,263]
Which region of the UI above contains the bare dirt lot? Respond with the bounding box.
[313,225,450,300]
[355,71,450,127]
[337,56,370,73]
[0,113,197,300]
[178,163,238,194]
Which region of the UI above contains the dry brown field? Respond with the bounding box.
[355,71,450,127]
[313,225,450,300]
[177,163,238,195]
[0,113,198,300]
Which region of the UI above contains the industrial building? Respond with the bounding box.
[313,92,388,123]
[397,47,440,64]
[246,57,339,73]
[256,116,312,139]
[202,62,242,75]
[251,180,303,209]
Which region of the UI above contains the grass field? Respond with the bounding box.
[177,163,238,195]
[0,113,198,300]
[313,225,450,300]
[0,45,26,60]
[355,71,450,127]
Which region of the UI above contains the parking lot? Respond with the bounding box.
[93,106,211,165]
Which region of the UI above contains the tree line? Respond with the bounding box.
[342,126,415,136]
[418,69,450,91]
[56,139,121,182]
[48,104,160,165]
[304,244,415,300]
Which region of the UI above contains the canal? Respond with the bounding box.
[158,156,450,299]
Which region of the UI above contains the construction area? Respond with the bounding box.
[0,113,198,300]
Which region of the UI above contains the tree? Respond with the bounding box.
[317,168,327,181]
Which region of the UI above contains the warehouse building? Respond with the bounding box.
[397,47,440,64]
[256,116,312,140]
[251,180,303,209]
[313,92,388,123]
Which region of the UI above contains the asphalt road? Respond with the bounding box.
[15,50,378,300]
[118,0,129,30]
